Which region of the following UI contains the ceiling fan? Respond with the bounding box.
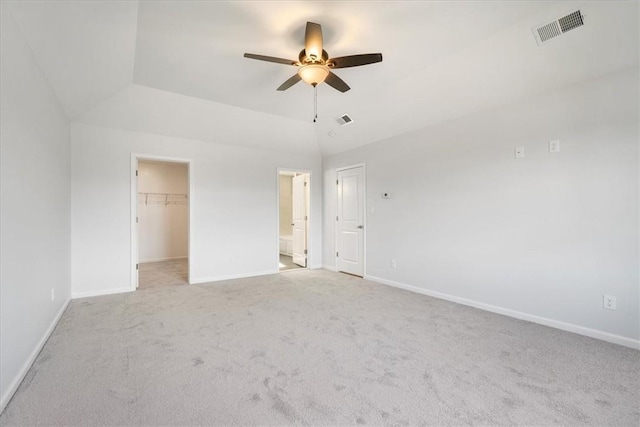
[244,22,382,93]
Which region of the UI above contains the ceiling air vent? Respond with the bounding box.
[532,10,585,45]
[336,114,354,126]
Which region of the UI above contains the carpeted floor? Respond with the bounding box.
[1,270,638,425]
[138,258,188,289]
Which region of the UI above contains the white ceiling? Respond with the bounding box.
[5,1,639,155]
[5,0,138,118]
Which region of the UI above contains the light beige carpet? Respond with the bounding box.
[138,258,188,289]
[1,270,638,425]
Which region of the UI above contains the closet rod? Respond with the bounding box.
[138,192,188,206]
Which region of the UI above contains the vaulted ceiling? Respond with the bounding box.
[5,1,638,155]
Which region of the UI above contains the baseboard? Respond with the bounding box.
[322,264,337,272]
[0,299,70,414]
[365,274,640,350]
[309,264,323,270]
[139,256,187,263]
[191,269,279,284]
[71,287,134,299]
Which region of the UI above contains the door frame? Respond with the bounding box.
[276,168,311,271]
[130,153,193,290]
[335,163,367,277]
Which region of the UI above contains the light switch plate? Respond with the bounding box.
[515,146,525,159]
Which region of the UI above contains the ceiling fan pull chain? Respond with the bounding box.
[313,85,318,123]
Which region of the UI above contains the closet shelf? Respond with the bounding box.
[138,192,188,206]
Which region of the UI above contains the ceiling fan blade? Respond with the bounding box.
[329,53,383,69]
[277,74,302,91]
[244,53,298,66]
[304,22,323,60]
[324,71,350,93]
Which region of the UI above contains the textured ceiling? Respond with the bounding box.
[5,1,639,155]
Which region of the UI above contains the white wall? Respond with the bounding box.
[279,175,293,237]
[138,161,188,262]
[71,123,322,297]
[323,67,639,346]
[0,4,71,410]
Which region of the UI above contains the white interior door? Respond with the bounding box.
[135,165,139,289]
[292,174,307,267]
[337,166,364,276]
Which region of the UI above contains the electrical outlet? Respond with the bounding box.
[51,288,55,302]
[603,294,616,310]
[515,146,525,159]
[391,259,396,268]
[549,139,560,153]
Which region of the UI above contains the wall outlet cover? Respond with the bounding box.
[550,139,560,153]
[603,294,617,310]
[515,146,525,159]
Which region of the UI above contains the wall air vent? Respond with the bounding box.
[532,10,585,46]
[558,10,585,33]
[336,114,354,126]
[535,21,561,43]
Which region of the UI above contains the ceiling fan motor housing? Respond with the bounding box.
[299,49,329,65]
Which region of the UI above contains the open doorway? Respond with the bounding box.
[134,159,190,289]
[278,170,310,272]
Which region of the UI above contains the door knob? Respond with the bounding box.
[357,225,364,229]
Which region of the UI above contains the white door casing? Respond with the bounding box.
[292,174,307,267]
[336,166,364,276]
[135,164,139,289]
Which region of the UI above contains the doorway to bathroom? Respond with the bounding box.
[278,170,310,272]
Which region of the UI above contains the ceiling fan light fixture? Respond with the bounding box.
[298,64,329,86]
[244,21,382,95]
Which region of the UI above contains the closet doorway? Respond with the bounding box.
[278,170,310,272]
[133,157,190,289]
